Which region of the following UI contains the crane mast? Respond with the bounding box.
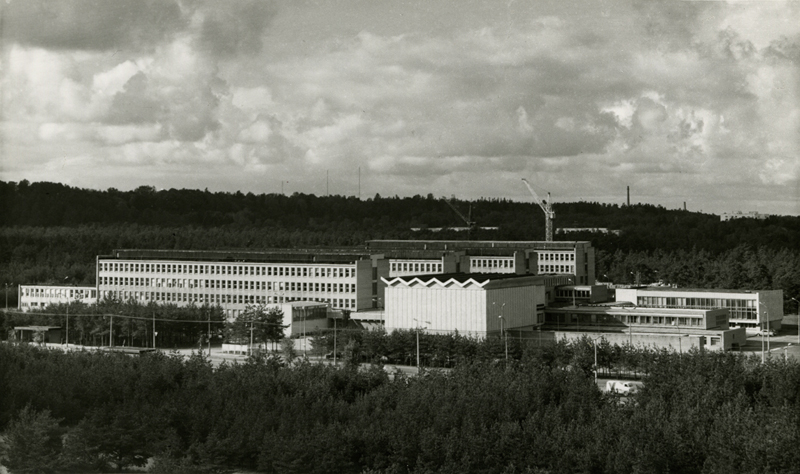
[521,178,555,241]
[443,196,476,239]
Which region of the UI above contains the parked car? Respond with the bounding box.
[756,329,776,337]
[605,380,644,394]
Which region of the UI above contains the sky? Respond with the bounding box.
[1,0,798,216]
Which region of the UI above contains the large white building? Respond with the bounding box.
[18,285,97,312]
[382,273,573,336]
[614,287,783,330]
[96,249,379,318]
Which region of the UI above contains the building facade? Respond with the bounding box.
[96,249,381,318]
[543,305,746,352]
[614,287,783,330]
[382,273,549,336]
[369,240,596,285]
[18,285,97,312]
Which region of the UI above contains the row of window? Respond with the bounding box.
[538,252,575,261]
[21,287,97,299]
[100,261,356,279]
[390,261,443,273]
[547,312,704,327]
[100,277,356,293]
[637,296,758,320]
[102,290,356,309]
[538,265,574,274]
[555,289,591,299]
[470,259,514,269]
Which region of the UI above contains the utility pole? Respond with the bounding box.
[65,304,69,349]
[153,312,156,349]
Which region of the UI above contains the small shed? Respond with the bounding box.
[14,326,62,345]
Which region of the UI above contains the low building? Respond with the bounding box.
[13,326,62,344]
[382,273,548,337]
[18,285,97,312]
[543,304,746,352]
[615,287,783,330]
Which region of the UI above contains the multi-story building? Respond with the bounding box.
[614,287,783,330]
[18,285,97,312]
[368,240,596,285]
[97,249,383,318]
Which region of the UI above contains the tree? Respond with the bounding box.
[226,304,286,350]
[1,406,64,474]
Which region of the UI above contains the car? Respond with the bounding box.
[756,329,776,337]
[605,380,644,394]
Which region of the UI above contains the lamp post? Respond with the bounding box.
[672,320,681,355]
[413,318,429,368]
[590,336,604,382]
[791,297,800,347]
[4,282,12,311]
[249,317,255,355]
[65,304,69,349]
[333,316,338,366]
[495,302,507,361]
[759,301,769,362]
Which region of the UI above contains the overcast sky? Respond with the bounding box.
[1,0,798,215]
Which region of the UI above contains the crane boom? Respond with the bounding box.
[521,178,555,241]
[443,197,475,228]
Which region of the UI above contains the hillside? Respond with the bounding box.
[1,180,798,310]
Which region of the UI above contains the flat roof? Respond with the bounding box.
[627,287,773,295]
[106,248,372,264]
[368,240,591,250]
[546,305,725,316]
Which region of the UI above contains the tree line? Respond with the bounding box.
[1,339,799,473]
[2,180,799,312]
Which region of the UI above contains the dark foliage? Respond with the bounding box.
[1,340,799,473]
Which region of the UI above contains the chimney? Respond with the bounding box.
[626,186,630,206]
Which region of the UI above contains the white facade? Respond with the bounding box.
[388,259,444,277]
[468,256,517,274]
[97,256,373,319]
[382,274,547,336]
[615,287,783,329]
[19,285,97,311]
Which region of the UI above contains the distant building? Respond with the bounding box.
[720,211,771,222]
[96,249,379,319]
[614,287,783,330]
[369,239,596,285]
[543,304,746,352]
[557,227,621,236]
[19,285,97,312]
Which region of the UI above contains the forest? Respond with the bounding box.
[1,179,799,311]
[1,339,799,474]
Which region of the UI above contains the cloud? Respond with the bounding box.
[1,0,184,51]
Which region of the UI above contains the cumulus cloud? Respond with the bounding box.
[1,0,798,214]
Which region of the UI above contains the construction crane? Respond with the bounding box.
[443,196,476,238]
[521,178,555,241]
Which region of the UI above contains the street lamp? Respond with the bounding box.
[791,297,800,347]
[672,320,682,355]
[494,302,507,361]
[759,301,770,362]
[590,336,604,382]
[4,282,12,311]
[413,318,430,368]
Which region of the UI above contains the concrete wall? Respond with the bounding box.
[549,330,705,353]
[385,282,488,335]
